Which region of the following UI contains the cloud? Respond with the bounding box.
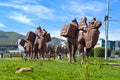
[9,0,37,4]
[61,1,105,16]
[0,3,54,20]
[108,30,120,41]
[99,30,120,41]
[49,30,66,40]
[0,22,7,27]
[8,12,32,25]
[21,5,54,19]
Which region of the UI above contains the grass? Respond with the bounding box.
[0,57,120,80]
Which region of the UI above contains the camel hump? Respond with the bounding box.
[72,18,79,26]
[78,17,88,30]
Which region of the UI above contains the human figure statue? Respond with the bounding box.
[35,26,42,36]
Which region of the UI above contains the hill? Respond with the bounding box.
[0,30,66,46]
[0,30,25,44]
[48,37,66,46]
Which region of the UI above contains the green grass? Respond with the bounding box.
[0,57,120,80]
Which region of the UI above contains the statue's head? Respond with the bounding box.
[96,20,102,28]
[82,17,87,21]
[72,18,77,22]
[90,18,96,24]
[37,26,42,30]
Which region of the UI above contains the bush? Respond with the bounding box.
[89,48,94,57]
[94,47,111,57]
[112,50,120,55]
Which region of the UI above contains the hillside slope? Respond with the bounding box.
[0,30,25,44]
[0,30,66,46]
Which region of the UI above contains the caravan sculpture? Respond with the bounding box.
[61,17,102,64]
[19,26,51,60]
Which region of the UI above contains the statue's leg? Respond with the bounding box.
[81,52,84,64]
[41,51,45,60]
[67,42,72,64]
[67,52,71,64]
[78,43,84,64]
[72,45,77,63]
[85,48,92,61]
[30,45,34,60]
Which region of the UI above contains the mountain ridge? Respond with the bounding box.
[0,30,65,46]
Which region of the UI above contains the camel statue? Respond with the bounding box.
[33,27,48,60]
[61,17,102,64]
[61,18,78,63]
[19,39,33,59]
[46,45,56,59]
[77,17,102,64]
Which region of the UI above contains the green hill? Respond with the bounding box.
[0,30,25,44]
[0,30,66,45]
[48,37,66,46]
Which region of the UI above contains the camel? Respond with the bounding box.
[19,39,33,59]
[61,17,102,64]
[77,17,102,64]
[64,18,79,64]
[45,45,56,59]
[33,28,47,60]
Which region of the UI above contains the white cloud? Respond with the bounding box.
[99,30,120,41]
[0,3,54,20]
[9,12,32,25]
[61,1,105,16]
[0,22,6,27]
[10,0,37,4]
[108,30,120,41]
[21,5,54,19]
[48,30,65,40]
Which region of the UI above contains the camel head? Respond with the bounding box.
[95,20,102,28]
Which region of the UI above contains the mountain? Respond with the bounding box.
[0,30,66,46]
[0,30,25,44]
[48,37,66,46]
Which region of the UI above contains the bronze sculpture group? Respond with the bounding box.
[61,17,102,64]
[19,26,51,60]
[19,16,102,64]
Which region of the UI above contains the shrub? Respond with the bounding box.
[89,48,94,57]
[94,47,111,57]
[112,50,120,55]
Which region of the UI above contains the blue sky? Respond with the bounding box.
[0,0,120,40]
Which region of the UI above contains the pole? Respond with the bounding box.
[105,0,110,60]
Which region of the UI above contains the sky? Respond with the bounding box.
[0,0,120,41]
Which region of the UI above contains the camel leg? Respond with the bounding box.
[78,43,84,64]
[72,45,77,63]
[80,52,84,64]
[67,52,71,64]
[34,52,37,60]
[85,48,92,61]
[67,42,72,64]
[41,51,45,60]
